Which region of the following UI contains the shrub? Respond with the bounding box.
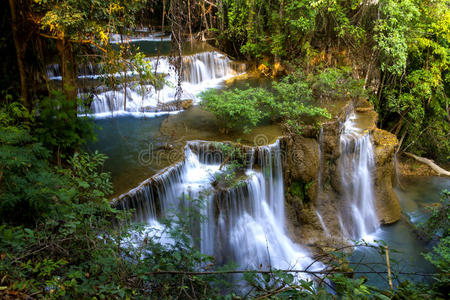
[0,102,61,224]
[200,74,331,134]
[200,87,272,134]
[310,67,366,99]
[35,90,95,162]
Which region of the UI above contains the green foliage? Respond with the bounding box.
[288,180,313,203]
[421,190,449,239]
[0,147,121,298]
[101,49,166,104]
[200,86,272,134]
[213,162,247,190]
[58,151,113,204]
[420,190,450,294]
[210,143,247,190]
[374,0,450,161]
[36,90,95,159]
[0,102,60,224]
[201,74,330,134]
[374,0,419,76]
[218,0,364,60]
[311,67,366,99]
[269,72,331,133]
[33,0,147,46]
[214,143,246,163]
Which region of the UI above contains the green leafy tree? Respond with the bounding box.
[31,0,148,99]
[201,73,330,134]
[0,101,61,224]
[35,90,95,162]
[374,0,449,161]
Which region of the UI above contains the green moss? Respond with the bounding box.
[290,181,305,199]
[288,180,314,203]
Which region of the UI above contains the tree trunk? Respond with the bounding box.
[9,0,29,109]
[188,0,193,45]
[201,2,209,38]
[120,33,127,111]
[162,0,166,33]
[219,0,224,32]
[56,38,78,101]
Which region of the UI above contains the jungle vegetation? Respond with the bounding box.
[0,0,449,298]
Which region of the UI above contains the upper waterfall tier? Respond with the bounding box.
[115,140,320,273]
[47,50,246,117]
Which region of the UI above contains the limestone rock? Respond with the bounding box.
[282,100,402,252]
[284,135,320,184]
[372,128,402,224]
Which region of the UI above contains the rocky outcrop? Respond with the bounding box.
[282,112,347,249]
[140,99,193,112]
[282,99,401,250]
[372,128,401,223]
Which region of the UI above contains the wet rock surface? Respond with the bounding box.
[372,128,402,224]
[282,99,402,252]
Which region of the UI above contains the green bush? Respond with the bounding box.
[36,90,95,162]
[0,102,61,224]
[201,87,271,134]
[200,74,330,134]
[310,67,366,100]
[420,190,450,294]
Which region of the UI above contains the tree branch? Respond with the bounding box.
[404,152,450,177]
[39,33,107,53]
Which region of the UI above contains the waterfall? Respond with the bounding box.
[117,140,318,272]
[338,113,379,240]
[315,211,330,237]
[109,32,171,43]
[47,50,245,117]
[87,51,244,116]
[46,62,101,80]
[183,52,244,85]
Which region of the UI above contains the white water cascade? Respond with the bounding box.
[46,49,245,117]
[338,113,379,240]
[118,140,319,272]
[89,51,245,116]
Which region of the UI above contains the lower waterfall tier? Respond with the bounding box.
[116,140,321,273]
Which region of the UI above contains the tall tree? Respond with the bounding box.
[31,0,148,100]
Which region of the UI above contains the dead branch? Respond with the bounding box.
[404,152,450,177]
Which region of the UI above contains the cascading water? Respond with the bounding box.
[47,47,245,117]
[46,62,101,80]
[338,113,379,240]
[87,51,245,116]
[118,140,319,273]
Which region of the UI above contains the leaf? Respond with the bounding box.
[173,252,181,261]
[79,181,90,189]
[284,273,294,284]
